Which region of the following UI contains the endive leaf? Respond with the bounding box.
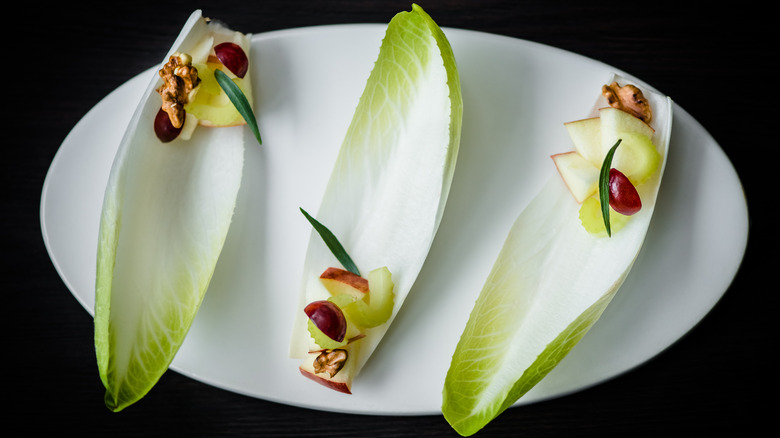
[94,10,247,412]
[290,4,462,392]
[442,76,672,436]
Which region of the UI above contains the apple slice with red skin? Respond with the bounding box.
[551,151,599,203]
[299,367,352,394]
[299,333,366,394]
[599,106,654,159]
[320,267,369,298]
[299,350,356,394]
[564,117,602,165]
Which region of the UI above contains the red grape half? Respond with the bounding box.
[304,300,347,343]
[214,42,249,78]
[154,108,182,143]
[608,168,642,215]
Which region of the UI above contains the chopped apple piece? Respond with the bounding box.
[320,267,369,298]
[299,350,356,394]
[189,35,214,65]
[552,151,600,203]
[564,117,602,164]
[599,107,654,158]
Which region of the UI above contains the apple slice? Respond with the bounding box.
[299,349,357,394]
[551,151,600,203]
[320,267,369,298]
[599,107,654,158]
[564,117,602,165]
[187,35,214,65]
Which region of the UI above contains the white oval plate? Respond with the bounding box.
[40,24,748,415]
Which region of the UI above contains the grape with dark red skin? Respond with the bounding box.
[305,300,347,342]
[214,42,249,78]
[608,168,642,215]
[154,108,182,142]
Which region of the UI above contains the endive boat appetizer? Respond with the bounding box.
[289,4,462,394]
[442,76,672,435]
[94,10,259,411]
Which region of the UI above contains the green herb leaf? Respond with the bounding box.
[214,69,262,145]
[599,139,622,237]
[300,207,361,277]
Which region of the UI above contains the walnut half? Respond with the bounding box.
[602,82,652,124]
[313,349,348,377]
[157,52,200,129]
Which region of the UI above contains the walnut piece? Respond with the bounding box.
[313,349,348,377]
[602,82,652,124]
[157,52,200,129]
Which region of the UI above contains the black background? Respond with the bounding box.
[8,1,772,436]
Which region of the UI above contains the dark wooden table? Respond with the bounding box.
[8,1,771,436]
